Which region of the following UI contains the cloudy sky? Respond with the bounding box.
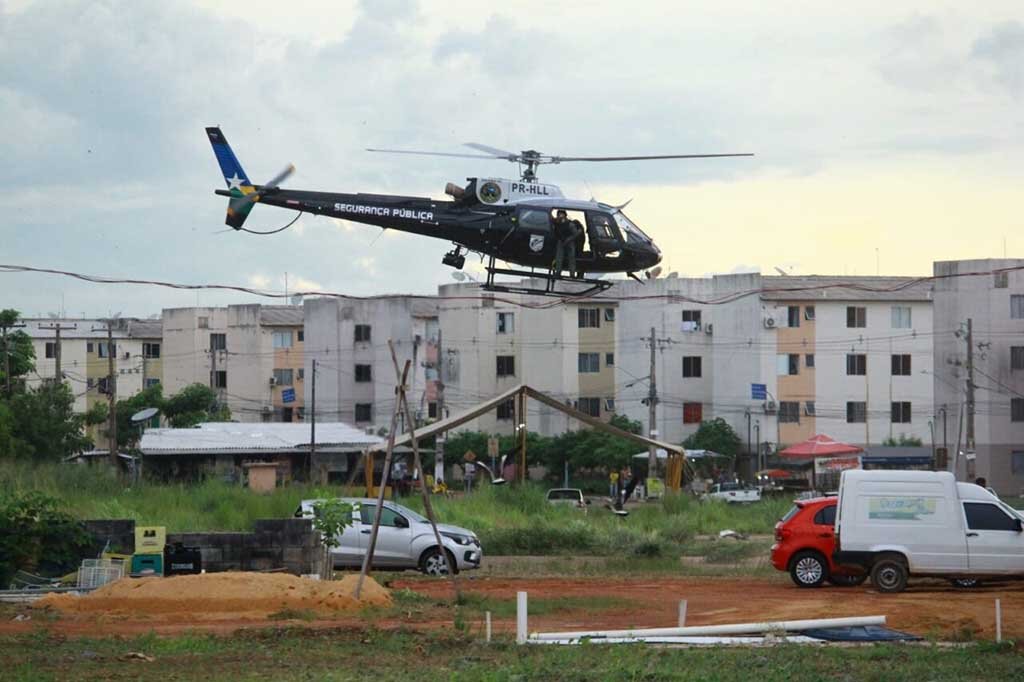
[2,0,1022,316]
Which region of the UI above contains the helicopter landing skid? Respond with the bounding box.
[482,263,612,298]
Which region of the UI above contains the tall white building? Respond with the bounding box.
[933,258,1024,495]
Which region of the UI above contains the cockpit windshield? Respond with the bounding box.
[613,211,652,245]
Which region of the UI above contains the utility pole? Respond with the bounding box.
[435,329,446,483]
[965,319,976,455]
[92,320,119,468]
[39,322,77,382]
[642,328,673,475]
[1,317,27,396]
[310,358,317,482]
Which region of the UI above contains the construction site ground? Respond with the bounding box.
[2,571,1023,642]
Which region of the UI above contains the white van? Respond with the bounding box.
[834,469,1024,592]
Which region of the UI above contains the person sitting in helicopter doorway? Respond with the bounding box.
[552,209,581,276]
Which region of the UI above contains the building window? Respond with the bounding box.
[497,355,515,377]
[145,378,160,388]
[683,402,703,424]
[355,324,372,342]
[87,342,94,354]
[1012,398,1024,422]
[212,370,227,389]
[355,403,373,422]
[891,354,911,376]
[779,401,800,424]
[496,312,514,334]
[846,354,867,376]
[891,306,912,329]
[496,398,515,420]
[355,364,372,382]
[605,352,615,367]
[297,368,304,380]
[281,407,294,422]
[891,401,912,423]
[142,342,160,359]
[578,397,601,417]
[1012,295,1024,320]
[272,331,293,348]
[682,309,701,331]
[198,316,209,329]
[578,352,600,373]
[87,377,95,389]
[604,398,615,412]
[777,353,799,376]
[297,330,304,342]
[210,333,226,351]
[846,401,867,423]
[805,401,816,416]
[682,356,702,378]
[604,308,616,322]
[846,306,866,328]
[1012,347,1024,371]
[787,306,800,328]
[806,353,815,368]
[98,342,112,358]
[1012,451,1024,475]
[578,308,600,328]
[428,402,438,419]
[44,342,56,359]
[273,368,293,386]
[805,306,816,321]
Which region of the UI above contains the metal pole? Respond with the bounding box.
[648,327,658,476]
[678,599,687,627]
[435,328,445,483]
[310,358,317,482]
[516,591,528,644]
[965,318,976,479]
[518,389,527,484]
[106,324,117,468]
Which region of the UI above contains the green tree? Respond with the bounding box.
[6,382,92,460]
[548,414,643,472]
[311,498,353,580]
[0,309,35,392]
[0,491,91,585]
[683,417,742,457]
[113,384,164,449]
[162,383,231,427]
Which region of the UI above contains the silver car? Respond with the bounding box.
[296,498,483,575]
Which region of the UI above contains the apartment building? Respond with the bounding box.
[933,259,1024,494]
[302,296,439,430]
[162,305,303,422]
[23,317,163,436]
[438,281,617,436]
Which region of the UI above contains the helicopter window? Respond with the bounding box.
[590,214,616,240]
[613,211,652,245]
[518,208,551,231]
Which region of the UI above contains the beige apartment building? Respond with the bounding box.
[161,305,304,422]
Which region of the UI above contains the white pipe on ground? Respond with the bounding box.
[531,615,886,641]
[528,635,825,646]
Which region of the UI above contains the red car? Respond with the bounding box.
[770,497,867,588]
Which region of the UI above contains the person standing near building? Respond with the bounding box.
[609,469,619,498]
[464,460,476,493]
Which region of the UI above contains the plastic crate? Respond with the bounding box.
[134,526,167,553]
[130,553,164,576]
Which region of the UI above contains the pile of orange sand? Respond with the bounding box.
[35,572,390,618]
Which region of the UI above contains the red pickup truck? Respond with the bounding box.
[770,497,866,588]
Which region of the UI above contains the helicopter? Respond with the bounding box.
[206,127,751,296]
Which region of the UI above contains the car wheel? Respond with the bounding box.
[419,548,455,576]
[789,551,828,588]
[827,573,868,587]
[870,557,909,593]
[951,578,982,588]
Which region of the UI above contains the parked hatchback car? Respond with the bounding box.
[771,496,866,588]
[295,498,483,576]
[546,488,588,512]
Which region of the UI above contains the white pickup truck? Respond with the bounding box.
[703,482,762,504]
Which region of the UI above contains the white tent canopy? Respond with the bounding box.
[632,449,722,461]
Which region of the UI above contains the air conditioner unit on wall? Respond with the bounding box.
[704,324,714,335]
[763,316,777,329]
[269,376,276,386]
[763,400,777,414]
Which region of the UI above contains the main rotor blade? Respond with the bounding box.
[366,147,497,160]
[551,153,754,163]
[264,163,295,189]
[464,143,519,160]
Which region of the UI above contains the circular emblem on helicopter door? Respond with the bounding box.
[479,181,502,204]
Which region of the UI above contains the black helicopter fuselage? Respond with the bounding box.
[242,186,662,275]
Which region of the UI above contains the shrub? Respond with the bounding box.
[0,491,91,585]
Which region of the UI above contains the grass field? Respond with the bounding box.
[2,626,1021,681]
[3,462,788,560]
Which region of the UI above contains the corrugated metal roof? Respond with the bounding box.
[127,319,162,338]
[759,276,933,302]
[141,421,381,454]
[259,306,304,326]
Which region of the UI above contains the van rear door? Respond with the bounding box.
[963,502,1024,573]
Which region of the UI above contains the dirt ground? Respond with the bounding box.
[2,575,1020,641]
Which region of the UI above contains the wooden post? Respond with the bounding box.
[390,340,461,599]
[517,389,527,484]
[996,599,1002,643]
[485,611,492,643]
[354,357,409,599]
[678,599,687,627]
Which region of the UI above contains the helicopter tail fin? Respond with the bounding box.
[206,126,257,229]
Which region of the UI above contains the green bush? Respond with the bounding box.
[0,491,91,585]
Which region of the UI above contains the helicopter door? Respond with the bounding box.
[586,212,623,257]
[515,207,554,259]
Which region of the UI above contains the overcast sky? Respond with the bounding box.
[2,0,1022,317]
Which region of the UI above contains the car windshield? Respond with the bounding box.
[613,211,652,245]
[547,489,582,501]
